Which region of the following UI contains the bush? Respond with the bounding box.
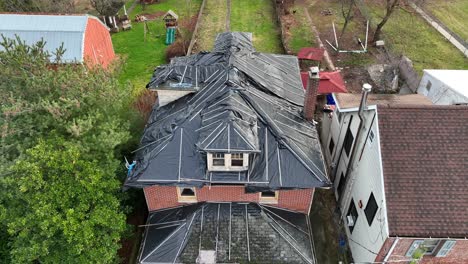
[165,39,189,62]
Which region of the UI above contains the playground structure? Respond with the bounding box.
[163,10,178,45]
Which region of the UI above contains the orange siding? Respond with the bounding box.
[83,17,115,68]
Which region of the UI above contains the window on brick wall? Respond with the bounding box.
[436,240,456,257]
[259,191,278,204]
[406,240,441,257]
[177,187,197,203]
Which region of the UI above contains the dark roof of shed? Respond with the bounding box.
[138,202,316,264]
[125,32,330,189]
[378,105,468,238]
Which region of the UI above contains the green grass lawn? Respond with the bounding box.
[365,0,468,73]
[287,7,316,54]
[112,0,202,93]
[426,0,468,41]
[193,0,228,52]
[230,0,283,53]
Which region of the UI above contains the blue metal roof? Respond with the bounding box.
[0,14,89,62]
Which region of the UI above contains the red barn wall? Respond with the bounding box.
[83,17,115,68]
[144,185,314,214]
[375,237,468,264]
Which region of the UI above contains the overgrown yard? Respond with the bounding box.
[230,0,283,53]
[287,6,316,53]
[193,0,228,52]
[425,0,468,42]
[112,0,202,92]
[364,0,468,72]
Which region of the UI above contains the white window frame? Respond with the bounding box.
[436,240,456,257]
[406,239,441,257]
[177,187,197,203]
[207,153,249,171]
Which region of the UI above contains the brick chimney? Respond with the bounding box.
[303,67,320,121]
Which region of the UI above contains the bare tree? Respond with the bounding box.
[372,0,400,42]
[340,0,356,39]
[1,0,75,13]
[90,0,124,16]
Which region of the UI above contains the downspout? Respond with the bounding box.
[383,238,399,263]
[338,84,372,208]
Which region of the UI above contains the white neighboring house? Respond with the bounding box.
[321,89,468,264]
[417,70,468,105]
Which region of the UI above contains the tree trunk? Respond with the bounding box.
[340,0,355,39]
[372,0,399,43]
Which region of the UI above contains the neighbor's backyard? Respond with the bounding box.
[425,0,468,42]
[112,0,202,92]
[363,0,468,73]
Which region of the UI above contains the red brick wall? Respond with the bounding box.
[83,17,115,68]
[143,185,314,214]
[375,237,468,264]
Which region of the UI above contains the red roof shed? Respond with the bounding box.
[297,47,325,61]
[301,71,347,94]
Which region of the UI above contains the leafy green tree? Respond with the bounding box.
[0,37,138,262]
[0,139,126,263]
[0,36,131,172]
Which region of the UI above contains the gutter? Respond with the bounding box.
[383,238,399,263]
[338,84,372,208]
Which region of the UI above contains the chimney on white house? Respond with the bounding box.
[303,66,320,121]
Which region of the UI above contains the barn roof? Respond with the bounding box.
[0,14,108,63]
[125,32,330,190]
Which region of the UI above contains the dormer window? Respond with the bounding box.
[208,153,249,171]
[231,153,244,167]
[212,153,225,166]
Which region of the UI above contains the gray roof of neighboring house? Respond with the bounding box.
[138,202,316,264]
[0,14,106,63]
[125,32,330,190]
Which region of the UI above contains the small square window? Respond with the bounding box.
[329,138,335,155]
[231,153,244,167]
[364,193,378,226]
[343,116,354,157]
[337,172,346,196]
[259,191,279,204]
[347,199,358,233]
[177,187,197,203]
[369,130,374,143]
[180,188,195,196]
[212,153,225,166]
[426,80,432,92]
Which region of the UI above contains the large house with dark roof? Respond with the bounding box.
[125,32,331,263]
[321,90,468,263]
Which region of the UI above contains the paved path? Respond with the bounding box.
[409,1,468,58]
[302,6,336,70]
